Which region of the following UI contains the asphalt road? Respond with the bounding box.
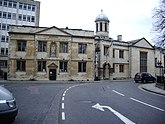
[4,83,72,124]
[2,81,165,124]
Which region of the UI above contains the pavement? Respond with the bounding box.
[141,83,165,96]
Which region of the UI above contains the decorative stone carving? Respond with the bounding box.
[50,42,56,57]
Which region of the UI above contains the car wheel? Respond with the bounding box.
[135,81,138,83]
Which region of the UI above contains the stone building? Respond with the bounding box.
[94,11,164,80]
[8,25,94,80]
[8,10,164,81]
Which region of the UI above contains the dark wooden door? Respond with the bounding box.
[49,69,56,80]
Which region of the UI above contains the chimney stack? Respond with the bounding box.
[117,35,122,41]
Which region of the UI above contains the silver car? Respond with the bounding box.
[0,85,18,123]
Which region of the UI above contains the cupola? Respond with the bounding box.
[95,10,109,38]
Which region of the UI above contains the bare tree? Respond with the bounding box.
[153,0,165,48]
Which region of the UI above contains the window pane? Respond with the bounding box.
[31,16,35,22]
[78,62,81,72]
[7,24,9,31]
[60,61,68,72]
[18,41,26,51]
[0,60,7,67]
[19,3,23,9]
[17,61,26,71]
[38,61,46,72]
[23,4,27,10]
[12,13,16,20]
[79,44,86,54]
[3,12,7,19]
[13,2,17,8]
[2,23,6,30]
[32,5,35,11]
[18,14,22,21]
[140,52,147,72]
[78,62,86,72]
[0,1,2,6]
[23,15,26,21]
[6,36,8,43]
[1,48,5,55]
[38,41,46,52]
[28,4,31,11]
[119,50,124,58]
[60,42,68,53]
[119,65,124,72]
[6,48,8,55]
[27,15,31,22]
[1,35,5,42]
[4,1,7,7]
[8,12,12,19]
[8,1,12,8]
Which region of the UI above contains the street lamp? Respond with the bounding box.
[157,60,162,75]
[95,38,101,81]
[156,60,165,90]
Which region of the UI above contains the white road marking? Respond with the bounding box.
[62,112,65,120]
[130,97,164,112]
[112,90,125,96]
[62,103,64,109]
[0,100,6,103]
[63,93,65,97]
[61,84,84,121]
[92,103,136,124]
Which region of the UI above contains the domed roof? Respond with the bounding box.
[95,10,109,22]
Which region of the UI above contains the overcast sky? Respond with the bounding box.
[38,0,160,43]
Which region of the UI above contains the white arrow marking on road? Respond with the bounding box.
[92,103,136,124]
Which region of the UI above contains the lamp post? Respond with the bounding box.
[156,60,165,90]
[157,60,162,76]
[95,43,100,81]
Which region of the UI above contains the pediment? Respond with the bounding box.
[48,62,58,68]
[133,38,154,49]
[36,26,71,36]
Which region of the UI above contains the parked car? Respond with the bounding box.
[134,72,156,83]
[0,85,18,123]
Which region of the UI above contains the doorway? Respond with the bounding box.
[49,69,56,80]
